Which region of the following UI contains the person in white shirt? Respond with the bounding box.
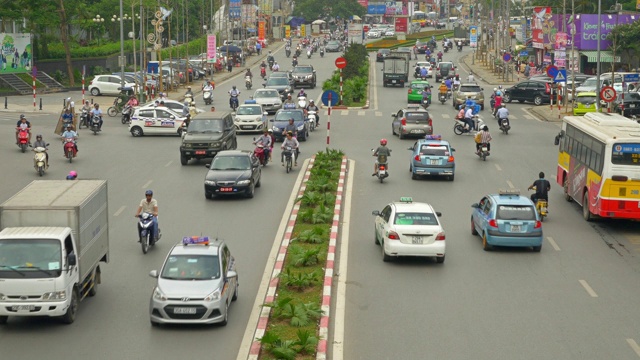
[281,131,300,166]
[463,107,475,131]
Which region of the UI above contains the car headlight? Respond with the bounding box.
[0,293,5,301]
[205,180,216,186]
[272,125,279,132]
[306,75,313,79]
[204,288,221,302]
[211,142,220,147]
[256,116,263,122]
[153,287,167,301]
[297,124,304,130]
[184,143,192,148]
[42,290,66,301]
[237,180,250,185]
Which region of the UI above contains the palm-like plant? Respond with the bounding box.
[292,226,327,244]
[311,203,334,224]
[289,246,322,267]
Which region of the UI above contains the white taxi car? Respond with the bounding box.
[372,197,446,263]
[129,106,188,137]
[234,103,267,133]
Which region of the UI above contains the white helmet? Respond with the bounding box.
[493,88,497,92]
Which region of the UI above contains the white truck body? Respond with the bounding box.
[0,180,109,324]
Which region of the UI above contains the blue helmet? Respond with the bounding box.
[145,190,153,196]
[496,91,502,96]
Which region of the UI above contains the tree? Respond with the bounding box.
[58,0,75,86]
[606,21,640,69]
[293,0,365,21]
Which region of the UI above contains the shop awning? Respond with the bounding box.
[580,51,621,63]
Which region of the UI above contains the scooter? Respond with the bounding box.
[268,59,275,70]
[373,151,390,183]
[260,67,267,79]
[137,212,160,254]
[307,49,312,59]
[529,188,548,221]
[252,140,269,166]
[80,109,89,128]
[458,45,463,52]
[17,128,29,153]
[421,97,430,110]
[245,76,253,90]
[121,105,132,124]
[90,115,101,135]
[31,144,49,176]
[307,110,317,132]
[285,48,291,58]
[203,89,213,105]
[498,117,510,134]
[320,48,325,57]
[444,46,449,53]
[297,96,307,109]
[439,92,447,104]
[230,96,239,111]
[453,115,486,135]
[476,143,490,161]
[63,137,77,163]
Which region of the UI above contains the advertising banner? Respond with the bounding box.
[0,33,31,73]
[531,7,551,49]
[301,24,306,37]
[469,26,478,48]
[394,17,408,33]
[358,0,368,7]
[285,25,291,38]
[207,35,216,63]
[554,31,567,67]
[229,0,241,19]
[241,4,257,24]
[348,23,364,44]
[258,0,273,16]
[258,21,265,41]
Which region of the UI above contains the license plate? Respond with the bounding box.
[195,150,206,155]
[510,225,521,232]
[411,129,424,134]
[430,159,438,165]
[379,169,386,175]
[630,104,636,108]
[411,236,423,244]
[481,147,488,152]
[242,126,252,129]
[584,104,591,108]
[392,80,397,83]
[173,307,197,314]
[220,187,233,192]
[11,305,35,311]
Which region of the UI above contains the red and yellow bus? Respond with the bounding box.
[556,112,640,221]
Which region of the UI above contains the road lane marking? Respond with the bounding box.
[372,57,378,110]
[113,206,126,217]
[341,110,348,115]
[522,108,543,123]
[375,111,382,117]
[627,339,640,357]
[626,234,640,245]
[164,160,173,167]
[333,159,354,360]
[579,279,598,297]
[506,180,514,189]
[142,180,153,189]
[358,110,365,116]
[494,164,502,171]
[546,236,561,251]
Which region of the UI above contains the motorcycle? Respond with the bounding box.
[80,109,89,128]
[421,95,431,109]
[295,48,301,57]
[320,48,325,57]
[283,146,294,173]
[252,140,269,166]
[498,117,510,134]
[307,49,312,59]
[285,48,291,58]
[457,45,463,52]
[307,110,317,131]
[230,96,239,111]
[529,188,548,222]
[137,212,160,254]
[268,59,275,70]
[90,115,101,135]
[17,128,29,153]
[63,137,77,163]
[203,89,213,105]
[297,96,307,109]
[444,46,449,53]
[373,151,390,183]
[453,115,486,135]
[292,58,298,67]
[260,67,267,79]
[121,105,132,125]
[31,144,49,176]
[476,143,490,161]
[107,97,121,117]
[438,92,447,104]
[245,76,253,90]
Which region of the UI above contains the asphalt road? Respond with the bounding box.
[339,47,640,360]
[0,43,342,359]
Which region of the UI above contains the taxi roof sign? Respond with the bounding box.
[425,135,442,140]
[182,236,210,245]
[399,197,413,203]
[499,189,521,195]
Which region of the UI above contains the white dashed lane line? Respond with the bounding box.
[546,236,561,251]
[113,205,126,217]
[579,279,598,298]
[142,180,153,189]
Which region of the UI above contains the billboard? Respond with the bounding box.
[469,26,478,48]
[229,0,241,19]
[367,4,386,14]
[540,14,639,51]
[531,7,551,49]
[207,35,216,63]
[358,0,368,7]
[348,23,364,44]
[0,33,31,73]
[394,17,408,33]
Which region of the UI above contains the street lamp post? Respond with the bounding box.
[148,9,165,92]
[110,1,127,90]
[92,15,105,46]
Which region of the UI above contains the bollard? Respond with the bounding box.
[39,98,42,110]
[4,97,7,109]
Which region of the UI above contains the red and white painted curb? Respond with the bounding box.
[247,156,347,360]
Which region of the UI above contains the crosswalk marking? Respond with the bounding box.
[523,114,534,120]
[340,110,348,116]
[375,111,382,117]
[323,109,540,120]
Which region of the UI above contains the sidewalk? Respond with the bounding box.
[0,41,283,115]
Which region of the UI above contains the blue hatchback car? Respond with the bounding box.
[408,135,456,181]
[470,190,543,252]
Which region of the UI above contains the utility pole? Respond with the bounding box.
[595,0,602,111]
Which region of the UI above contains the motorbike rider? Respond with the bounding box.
[90,103,104,129]
[283,94,296,109]
[66,170,78,180]
[61,124,78,155]
[493,91,503,116]
[268,129,275,160]
[438,81,448,97]
[292,56,298,67]
[126,95,139,107]
[184,86,193,97]
[253,129,272,161]
[420,66,428,79]
[284,118,298,138]
[528,172,551,204]
[422,86,432,105]
[182,101,191,118]
[267,51,275,65]
[272,61,280,72]
[33,134,49,167]
[260,60,267,76]
[16,115,32,144]
[452,75,461,90]
[463,105,475,131]
[297,89,307,98]
[457,40,463,49]
[305,100,320,126]
[437,50,443,62]
[228,85,240,106]
[474,126,492,153]
[496,104,509,127]
[245,68,253,80]
[135,190,159,242]
[281,131,300,166]
[60,108,74,128]
[372,139,391,176]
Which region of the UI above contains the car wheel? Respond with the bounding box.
[532,245,542,252]
[392,125,396,135]
[399,131,404,140]
[449,174,454,181]
[582,192,593,221]
[150,320,159,327]
[231,280,239,301]
[436,255,445,263]
[502,94,512,103]
[471,217,478,235]
[382,241,391,262]
[180,154,188,165]
[374,229,380,245]
[130,126,143,137]
[205,192,213,199]
[534,95,543,106]
[482,233,492,251]
[411,173,418,180]
[480,104,484,110]
[256,175,261,188]
[90,88,101,96]
[245,184,255,198]
[220,301,229,326]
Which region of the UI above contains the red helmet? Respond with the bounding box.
[380,139,387,145]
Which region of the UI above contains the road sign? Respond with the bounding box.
[600,86,617,103]
[624,73,639,82]
[335,57,347,69]
[553,69,567,83]
[546,65,558,78]
[502,53,511,62]
[321,90,339,106]
[519,51,528,57]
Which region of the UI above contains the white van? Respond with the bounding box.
[575,75,623,94]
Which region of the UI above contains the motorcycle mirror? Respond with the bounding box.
[262,83,266,87]
[451,148,456,152]
[205,163,211,168]
[436,212,442,217]
[372,210,381,216]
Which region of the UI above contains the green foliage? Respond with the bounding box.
[293,0,365,19]
[289,246,322,267]
[259,330,319,359]
[297,207,315,223]
[345,76,368,102]
[91,65,106,76]
[305,177,337,193]
[297,191,322,206]
[279,268,322,290]
[606,21,640,67]
[343,43,368,79]
[292,227,327,244]
[293,329,319,354]
[263,297,323,327]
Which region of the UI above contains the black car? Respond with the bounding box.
[290,65,316,88]
[415,41,430,54]
[263,77,293,100]
[325,41,343,52]
[435,62,456,82]
[270,109,309,142]
[180,112,238,165]
[204,150,261,199]
[613,91,640,117]
[376,49,391,62]
[502,79,552,105]
[530,72,590,86]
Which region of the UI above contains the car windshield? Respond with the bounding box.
[460,86,481,92]
[266,78,288,86]
[161,254,220,280]
[275,110,303,122]
[328,41,340,46]
[419,145,449,156]
[496,205,536,221]
[576,96,598,104]
[580,78,597,88]
[405,112,429,122]
[188,120,223,133]
[411,83,428,90]
[293,67,313,74]
[0,239,61,279]
[237,106,263,115]
[255,90,279,98]
[440,63,453,70]
[211,155,252,170]
[394,212,439,226]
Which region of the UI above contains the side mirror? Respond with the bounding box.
[68,253,77,266]
[313,70,316,73]
[269,119,274,122]
[436,212,442,217]
[391,114,397,117]
[170,115,175,119]
[227,270,238,279]
[263,112,268,116]
[262,83,266,87]
[407,147,413,150]
[46,143,50,146]
[471,203,479,208]
[450,148,455,152]
[372,210,381,216]
[149,270,159,278]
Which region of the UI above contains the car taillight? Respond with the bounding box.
[401,117,406,126]
[534,221,542,229]
[414,155,421,161]
[488,219,498,228]
[447,156,454,162]
[379,165,386,170]
[387,231,399,240]
[435,232,445,241]
[428,118,433,126]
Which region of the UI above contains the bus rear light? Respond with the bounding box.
[612,175,628,181]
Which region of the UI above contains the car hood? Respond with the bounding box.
[184,132,224,141]
[206,169,253,181]
[255,98,281,104]
[266,85,289,91]
[157,278,220,297]
[273,120,305,129]
[235,114,263,121]
[458,91,483,98]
